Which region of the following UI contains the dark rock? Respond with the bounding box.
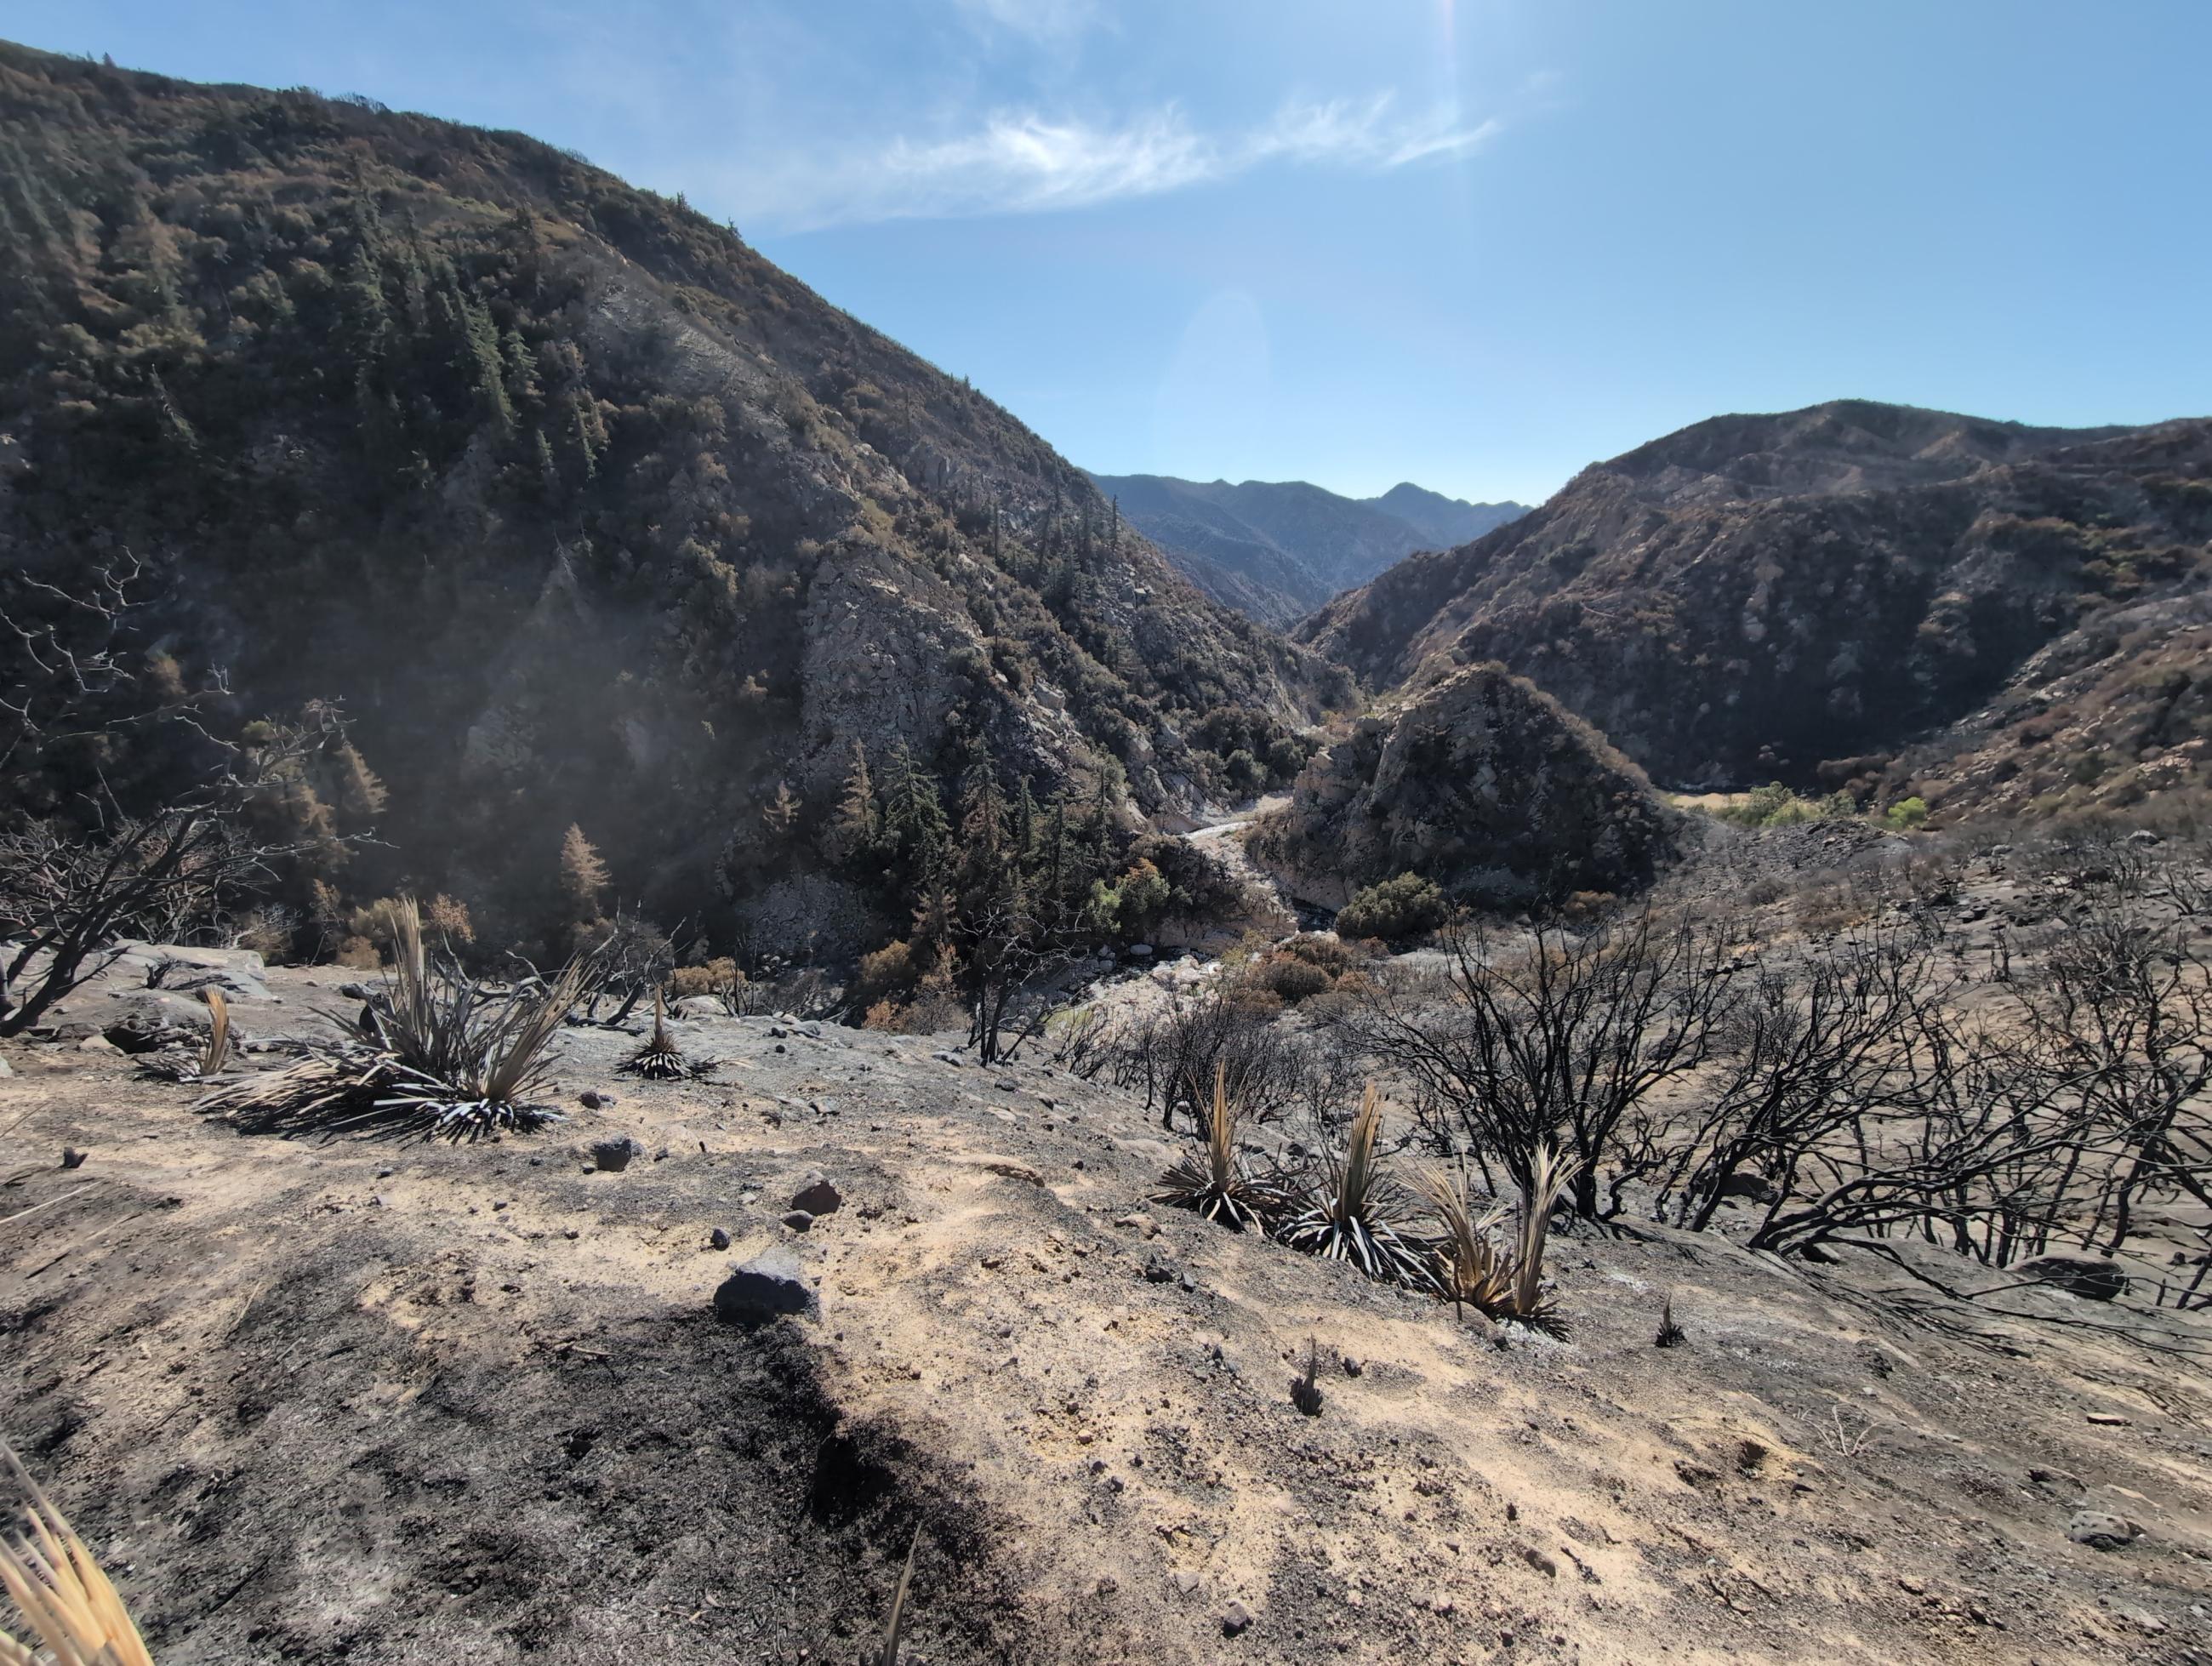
[589,1136,644,1172]
[710,1227,733,1251]
[781,1209,815,1231]
[790,1172,841,1214]
[1219,1600,1251,1637]
[579,1089,617,1110]
[2067,1510,2141,1549]
[1142,1249,1178,1283]
[2019,1256,2126,1301]
[714,1247,818,1325]
[1713,1171,1780,1205]
[101,1016,181,1054]
[60,1147,87,1170]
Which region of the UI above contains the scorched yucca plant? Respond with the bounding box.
[202,898,582,1139]
[1279,1084,1431,1285]
[1152,1064,1286,1231]
[619,990,707,1081]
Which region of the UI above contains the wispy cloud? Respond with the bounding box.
[953,0,1102,46]
[738,94,1500,232]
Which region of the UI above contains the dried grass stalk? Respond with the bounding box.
[0,1444,155,1666]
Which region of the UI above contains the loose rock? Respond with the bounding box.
[589,1135,644,1172]
[713,1246,818,1325]
[2018,1257,2126,1301]
[1220,1600,1251,1637]
[781,1209,815,1231]
[2067,1511,2141,1550]
[790,1171,841,1215]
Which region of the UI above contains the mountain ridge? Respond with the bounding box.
[1300,399,2212,817]
[1087,469,1525,625]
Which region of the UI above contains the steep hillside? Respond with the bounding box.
[1300,401,2212,804]
[1089,471,1524,625]
[0,43,1344,955]
[1876,590,2212,826]
[1250,660,1675,909]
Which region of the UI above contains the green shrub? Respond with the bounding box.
[1336,873,1449,944]
[1884,796,1930,830]
[1714,782,1856,829]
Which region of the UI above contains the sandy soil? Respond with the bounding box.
[2,950,2208,1665]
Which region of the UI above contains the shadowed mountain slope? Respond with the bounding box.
[0,43,1346,948]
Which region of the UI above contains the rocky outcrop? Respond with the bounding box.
[1250,662,1676,909]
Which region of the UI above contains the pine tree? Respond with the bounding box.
[1012,777,1038,870]
[957,736,1006,868]
[881,741,949,889]
[330,742,387,822]
[559,824,610,925]
[828,739,880,866]
[763,780,803,841]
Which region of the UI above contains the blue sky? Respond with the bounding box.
[12,2,2210,505]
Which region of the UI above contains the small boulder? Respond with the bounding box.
[1142,1249,1178,1284]
[781,1209,815,1231]
[709,1226,733,1251]
[2126,829,2163,847]
[1713,1171,1780,1205]
[2018,1256,2126,1301]
[589,1136,645,1172]
[1219,1600,1251,1637]
[713,1247,818,1325]
[2067,1510,2141,1550]
[790,1172,841,1215]
[579,1089,618,1110]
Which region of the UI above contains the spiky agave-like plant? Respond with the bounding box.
[373,954,586,1136]
[0,1444,156,1666]
[1278,1084,1432,1285]
[1414,1150,1580,1332]
[1507,1143,1580,1337]
[203,898,582,1139]
[141,987,231,1083]
[1415,1165,1515,1321]
[1152,1064,1286,1231]
[620,991,703,1081]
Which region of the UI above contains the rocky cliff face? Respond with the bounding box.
[1301,402,2212,800]
[1089,471,1524,625]
[0,43,1343,944]
[1250,661,1675,909]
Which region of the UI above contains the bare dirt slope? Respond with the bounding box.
[3,960,2208,1665]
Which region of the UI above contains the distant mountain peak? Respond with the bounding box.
[1087,471,1528,626]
